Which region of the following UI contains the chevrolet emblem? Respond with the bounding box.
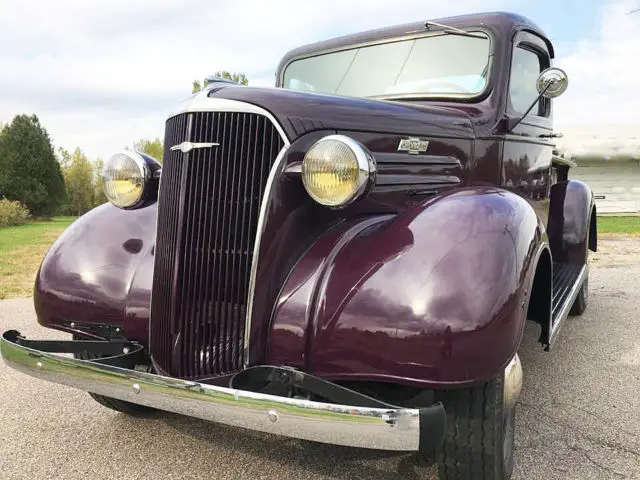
[398,137,429,155]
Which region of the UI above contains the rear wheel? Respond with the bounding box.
[570,274,588,316]
[73,334,155,416]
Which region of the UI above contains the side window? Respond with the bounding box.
[509,46,549,116]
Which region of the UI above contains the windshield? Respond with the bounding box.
[283,32,491,99]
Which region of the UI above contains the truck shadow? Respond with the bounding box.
[156,411,437,479]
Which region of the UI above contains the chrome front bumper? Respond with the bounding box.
[1,331,445,452]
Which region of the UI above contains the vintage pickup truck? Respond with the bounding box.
[1,11,595,480]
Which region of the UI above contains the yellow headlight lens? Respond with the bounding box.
[103,152,147,208]
[302,136,374,207]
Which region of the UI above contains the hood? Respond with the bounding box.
[208,86,475,141]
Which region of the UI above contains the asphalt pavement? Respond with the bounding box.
[0,237,638,479]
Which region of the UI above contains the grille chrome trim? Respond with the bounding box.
[168,95,290,149]
[244,144,289,368]
[153,94,290,376]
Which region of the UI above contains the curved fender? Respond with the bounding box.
[548,180,596,264]
[268,187,547,388]
[34,203,156,343]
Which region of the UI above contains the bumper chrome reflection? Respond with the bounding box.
[1,331,444,452]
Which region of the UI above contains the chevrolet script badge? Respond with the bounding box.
[398,137,429,155]
[170,141,219,153]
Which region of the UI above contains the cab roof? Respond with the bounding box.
[277,12,553,79]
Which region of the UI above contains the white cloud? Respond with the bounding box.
[0,0,510,158]
[2,0,637,159]
[554,0,640,156]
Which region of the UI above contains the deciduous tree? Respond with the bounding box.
[62,148,94,216]
[94,158,107,206]
[57,146,72,169]
[131,138,164,163]
[192,71,249,92]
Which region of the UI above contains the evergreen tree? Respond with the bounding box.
[0,115,66,216]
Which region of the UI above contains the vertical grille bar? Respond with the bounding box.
[232,114,249,368]
[183,112,204,378]
[150,113,188,372]
[149,110,284,380]
[193,111,212,377]
[224,113,238,371]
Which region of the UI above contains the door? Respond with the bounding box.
[502,31,555,228]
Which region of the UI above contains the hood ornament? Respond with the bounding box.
[398,137,429,155]
[170,141,219,153]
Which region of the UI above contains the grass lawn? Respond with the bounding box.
[597,216,640,235]
[0,217,76,299]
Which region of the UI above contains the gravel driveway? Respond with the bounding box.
[0,236,638,479]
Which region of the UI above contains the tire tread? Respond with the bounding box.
[435,377,509,480]
[570,275,588,316]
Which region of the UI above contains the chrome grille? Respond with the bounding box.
[150,111,285,379]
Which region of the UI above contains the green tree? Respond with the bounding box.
[0,114,66,216]
[62,147,94,216]
[132,137,164,162]
[94,158,107,206]
[192,71,249,93]
[57,146,72,169]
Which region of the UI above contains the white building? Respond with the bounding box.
[556,124,640,214]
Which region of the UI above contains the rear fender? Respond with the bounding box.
[34,203,156,344]
[548,180,596,264]
[268,187,547,388]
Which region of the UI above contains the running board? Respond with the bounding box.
[547,262,587,348]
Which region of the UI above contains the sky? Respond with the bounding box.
[0,0,638,159]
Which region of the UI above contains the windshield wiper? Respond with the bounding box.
[424,21,486,38]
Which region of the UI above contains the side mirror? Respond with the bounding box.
[536,67,569,99]
[506,67,569,132]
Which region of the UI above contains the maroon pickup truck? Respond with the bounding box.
[1,11,595,480]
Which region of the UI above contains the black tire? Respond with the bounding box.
[570,274,588,316]
[429,375,515,480]
[83,391,155,416]
[73,334,155,416]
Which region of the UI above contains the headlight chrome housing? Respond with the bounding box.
[102,151,160,209]
[302,135,376,208]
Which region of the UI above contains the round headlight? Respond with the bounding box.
[102,151,151,208]
[302,135,376,207]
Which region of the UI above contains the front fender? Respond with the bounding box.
[34,203,156,343]
[269,187,546,388]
